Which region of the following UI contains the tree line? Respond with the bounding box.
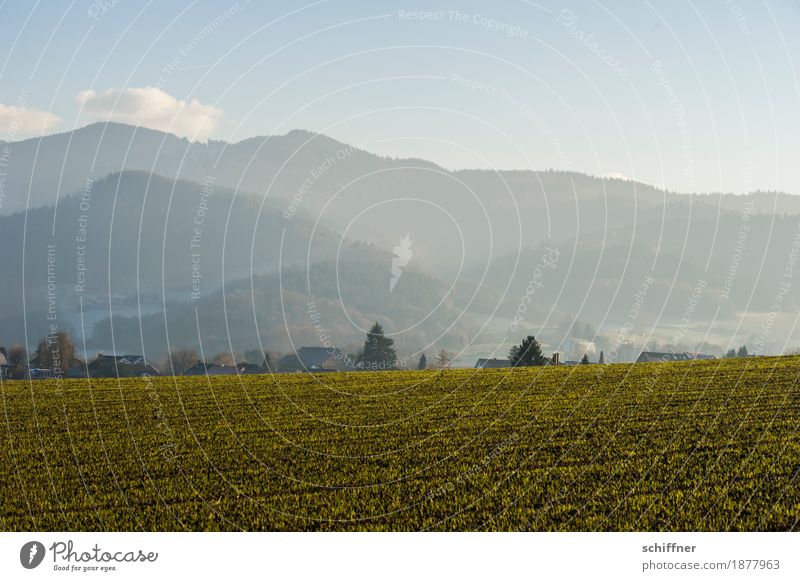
[3,325,751,380]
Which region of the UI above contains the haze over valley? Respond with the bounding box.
[2,122,798,365]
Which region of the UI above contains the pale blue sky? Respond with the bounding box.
[1,0,799,194]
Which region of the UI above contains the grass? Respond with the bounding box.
[1,356,799,531]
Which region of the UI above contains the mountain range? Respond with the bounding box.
[2,122,800,362]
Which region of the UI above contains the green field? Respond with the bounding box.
[2,357,799,531]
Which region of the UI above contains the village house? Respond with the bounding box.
[475,353,561,368]
[24,367,54,380]
[277,347,348,372]
[474,358,512,369]
[0,347,13,379]
[636,351,715,364]
[87,354,159,378]
[183,361,263,376]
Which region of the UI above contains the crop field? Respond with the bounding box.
[1,356,799,531]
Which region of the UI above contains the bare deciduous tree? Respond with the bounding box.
[167,348,199,375]
[212,352,236,366]
[435,349,451,369]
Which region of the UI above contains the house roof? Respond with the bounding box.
[185,361,232,375]
[90,354,158,372]
[298,346,342,363]
[637,352,689,363]
[94,354,151,364]
[276,347,348,372]
[636,351,715,363]
[291,347,343,369]
[0,347,9,367]
[184,361,263,375]
[475,358,512,368]
[237,362,263,373]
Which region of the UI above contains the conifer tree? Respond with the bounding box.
[357,322,397,370]
[509,336,547,366]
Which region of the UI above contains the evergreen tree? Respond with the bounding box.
[580,353,590,365]
[357,322,397,370]
[509,336,547,366]
[598,350,605,364]
[417,353,428,370]
[725,348,736,358]
[737,345,749,357]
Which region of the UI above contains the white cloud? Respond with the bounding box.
[0,103,61,139]
[76,87,222,140]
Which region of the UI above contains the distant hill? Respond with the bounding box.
[4,122,798,274]
[0,122,417,214]
[88,253,476,358]
[4,123,800,358]
[0,171,342,343]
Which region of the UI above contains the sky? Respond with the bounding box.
[1,0,799,195]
